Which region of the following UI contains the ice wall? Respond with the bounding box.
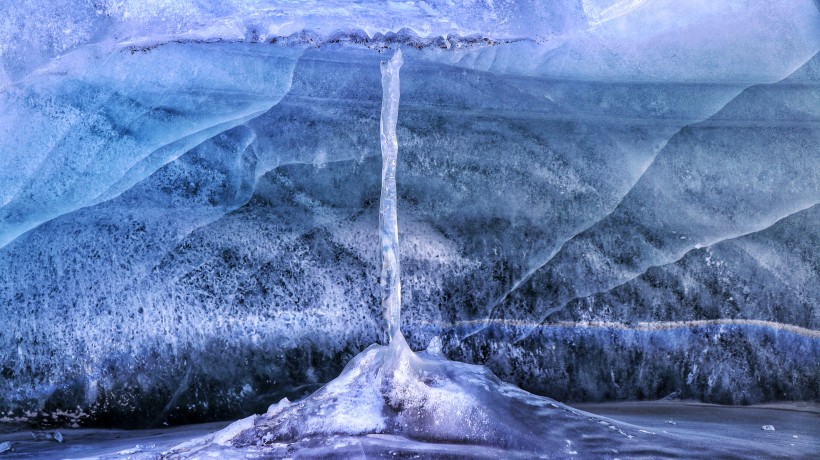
[0,0,818,427]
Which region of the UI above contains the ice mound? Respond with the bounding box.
[160,332,776,459]
[163,333,606,458]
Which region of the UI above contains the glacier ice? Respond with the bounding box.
[0,43,302,249]
[0,0,818,443]
[482,51,820,343]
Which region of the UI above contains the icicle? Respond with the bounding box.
[379,49,404,343]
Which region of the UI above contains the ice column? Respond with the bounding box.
[379,49,404,343]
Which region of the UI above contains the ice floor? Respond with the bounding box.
[0,401,816,459]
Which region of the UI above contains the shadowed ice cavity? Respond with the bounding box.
[2,43,820,424]
[482,51,820,342]
[1,0,820,422]
[156,48,710,458]
[0,42,302,249]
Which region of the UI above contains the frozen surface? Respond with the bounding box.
[0,0,819,430]
[0,345,816,458]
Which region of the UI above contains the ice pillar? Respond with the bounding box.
[379,49,404,343]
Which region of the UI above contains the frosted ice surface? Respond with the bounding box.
[482,51,820,341]
[0,43,301,248]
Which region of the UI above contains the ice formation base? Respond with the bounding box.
[158,335,782,459]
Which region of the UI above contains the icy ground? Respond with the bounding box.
[0,337,817,459]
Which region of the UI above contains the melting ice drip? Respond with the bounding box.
[161,50,762,459]
[379,49,404,343]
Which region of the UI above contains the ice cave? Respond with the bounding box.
[0,1,818,459]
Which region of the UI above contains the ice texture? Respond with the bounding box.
[0,0,818,431]
[481,52,820,342]
[379,49,404,342]
[0,43,301,249]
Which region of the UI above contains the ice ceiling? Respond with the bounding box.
[0,0,818,428]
